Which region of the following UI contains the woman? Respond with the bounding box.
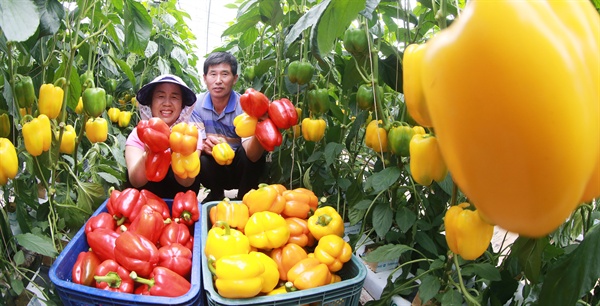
[125,74,204,198]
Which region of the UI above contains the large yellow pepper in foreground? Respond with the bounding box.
[421,0,600,237]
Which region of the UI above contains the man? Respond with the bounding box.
[190,52,266,202]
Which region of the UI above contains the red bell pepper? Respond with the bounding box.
[114,231,159,277]
[159,221,193,250]
[93,259,134,293]
[255,118,282,152]
[145,149,171,182]
[130,266,191,297]
[84,212,116,234]
[137,118,171,153]
[268,98,298,129]
[128,204,168,244]
[106,188,147,225]
[86,228,120,262]
[240,88,269,118]
[72,250,101,287]
[172,190,199,226]
[141,189,171,219]
[158,243,193,278]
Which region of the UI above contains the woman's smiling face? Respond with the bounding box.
[150,82,183,126]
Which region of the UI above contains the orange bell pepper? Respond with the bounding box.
[243,183,286,215]
[285,217,315,247]
[270,242,308,281]
[209,198,249,232]
[313,234,352,272]
[169,122,198,155]
[287,257,332,290]
[281,188,319,219]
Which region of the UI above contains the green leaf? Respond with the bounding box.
[113,57,136,90]
[124,0,152,55]
[14,250,25,266]
[512,236,547,284]
[461,263,501,281]
[259,0,283,27]
[314,0,366,56]
[419,274,441,303]
[324,142,344,167]
[365,167,400,193]
[14,233,58,257]
[284,0,330,51]
[415,231,438,255]
[395,206,416,233]
[373,202,393,238]
[539,224,600,306]
[0,0,39,42]
[11,278,24,295]
[362,243,411,263]
[37,0,64,37]
[440,289,463,305]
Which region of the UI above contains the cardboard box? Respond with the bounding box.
[355,234,399,273]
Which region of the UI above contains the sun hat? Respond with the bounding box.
[136,74,197,106]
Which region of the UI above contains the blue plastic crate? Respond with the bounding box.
[201,201,367,306]
[49,198,203,306]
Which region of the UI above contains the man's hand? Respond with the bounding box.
[203,135,223,156]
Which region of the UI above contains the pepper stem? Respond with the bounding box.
[215,221,231,235]
[129,271,155,288]
[316,214,333,226]
[207,255,218,275]
[94,272,122,288]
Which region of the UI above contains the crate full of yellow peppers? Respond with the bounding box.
[201,184,367,306]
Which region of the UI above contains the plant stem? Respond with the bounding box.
[452,254,481,306]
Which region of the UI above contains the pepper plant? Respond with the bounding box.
[218,0,600,305]
[0,0,200,303]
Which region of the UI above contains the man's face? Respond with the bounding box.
[204,63,238,101]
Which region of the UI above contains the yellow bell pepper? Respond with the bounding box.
[38,83,64,119]
[314,234,352,272]
[444,203,494,260]
[75,97,84,115]
[170,122,199,155]
[287,257,332,290]
[171,151,200,179]
[301,117,326,142]
[249,251,280,293]
[233,112,257,137]
[0,113,10,138]
[365,120,388,153]
[213,141,235,166]
[421,0,599,237]
[403,43,432,127]
[244,211,290,250]
[204,221,251,261]
[118,111,131,128]
[208,254,264,298]
[307,206,344,240]
[409,134,447,186]
[243,183,286,215]
[209,198,249,232]
[59,124,76,154]
[85,117,108,143]
[0,138,18,185]
[107,107,120,123]
[22,114,52,156]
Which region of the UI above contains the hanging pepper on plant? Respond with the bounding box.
[356,83,383,111]
[365,120,388,153]
[302,117,326,142]
[38,80,65,119]
[288,60,314,85]
[409,134,447,186]
[108,107,120,123]
[118,111,131,128]
[444,202,494,260]
[307,88,330,115]
[0,138,19,186]
[22,114,52,157]
[240,88,269,118]
[58,124,76,154]
[343,26,369,55]
[0,113,11,138]
[82,86,107,118]
[403,43,433,127]
[14,75,36,109]
[85,117,108,143]
[387,122,415,157]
